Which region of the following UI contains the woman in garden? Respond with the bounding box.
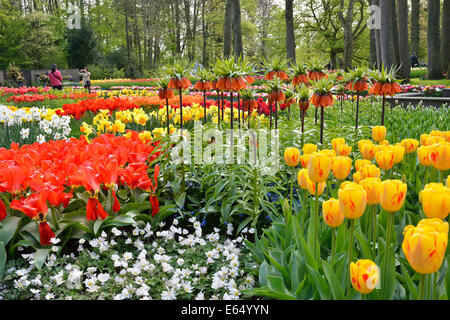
[48,64,63,90]
[79,67,92,93]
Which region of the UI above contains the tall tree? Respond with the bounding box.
[410,0,420,57]
[441,0,450,76]
[396,0,410,81]
[379,0,396,70]
[285,0,296,65]
[232,0,243,59]
[391,0,400,64]
[338,0,356,69]
[369,0,378,68]
[427,0,442,79]
[223,0,232,58]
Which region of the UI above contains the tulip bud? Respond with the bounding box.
[379,180,407,212]
[360,142,375,160]
[372,126,386,143]
[417,145,432,166]
[331,138,345,151]
[401,139,419,154]
[308,152,333,183]
[359,177,382,205]
[336,144,352,157]
[331,156,352,180]
[353,171,362,183]
[359,164,381,180]
[284,147,300,167]
[375,149,394,171]
[402,218,449,274]
[297,169,309,189]
[350,260,380,294]
[322,198,344,227]
[429,142,450,171]
[419,183,450,220]
[355,159,372,172]
[299,154,311,168]
[338,182,367,219]
[302,143,317,155]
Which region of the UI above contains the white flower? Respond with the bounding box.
[98,273,110,284]
[111,227,122,237]
[20,128,30,139]
[176,258,184,266]
[45,293,55,300]
[123,252,133,261]
[195,292,205,300]
[161,288,177,300]
[36,134,46,144]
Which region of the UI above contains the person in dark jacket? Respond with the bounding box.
[410,52,419,68]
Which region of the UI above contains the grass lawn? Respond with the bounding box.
[409,77,450,87]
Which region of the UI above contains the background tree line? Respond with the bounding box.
[0,0,448,80]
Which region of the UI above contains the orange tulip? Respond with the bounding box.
[338,182,367,219]
[429,142,450,171]
[375,149,394,171]
[322,198,344,227]
[372,126,387,143]
[401,139,420,154]
[284,147,300,167]
[336,144,352,157]
[350,260,380,294]
[419,183,450,220]
[402,218,448,274]
[379,180,407,212]
[359,177,382,205]
[308,152,333,183]
[332,156,352,180]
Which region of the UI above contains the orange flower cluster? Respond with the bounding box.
[310,93,334,107]
[308,71,326,81]
[292,74,308,85]
[158,88,175,100]
[0,133,162,245]
[216,77,247,91]
[193,81,214,91]
[265,71,289,80]
[57,97,140,119]
[369,82,402,96]
[347,80,369,92]
[168,78,192,90]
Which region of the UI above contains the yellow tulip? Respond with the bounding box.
[372,126,387,142]
[417,145,432,166]
[447,175,450,188]
[421,134,445,146]
[336,144,352,157]
[419,183,450,220]
[359,177,382,205]
[360,142,376,160]
[444,131,450,142]
[401,139,420,154]
[429,130,444,137]
[331,138,346,151]
[338,182,367,219]
[353,171,362,183]
[331,156,352,180]
[306,177,326,196]
[320,149,337,158]
[389,145,405,164]
[307,152,333,183]
[284,147,300,167]
[375,149,394,171]
[379,140,389,146]
[402,218,449,274]
[429,142,450,171]
[297,169,309,189]
[299,154,311,169]
[359,164,381,180]
[379,180,407,212]
[322,198,344,227]
[358,140,372,154]
[302,143,317,155]
[350,260,380,294]
[355,159,372,172]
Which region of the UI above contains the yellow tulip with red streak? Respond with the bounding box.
[419,183,450,220]
[338,182,368,219]
[401,139,419,154]
[284,147,300,167]
[429,142,450,171]
[332,156,352,180]
[402,218,448,274]
[379,180,407,212]
[302,143,317,155]
[308,152,333,183]
[350,260,380,294]
[375,149,395,170]
[322,198,344,227]
[372,126,386,143]
[417,145,432,166]
[359,177,382,205]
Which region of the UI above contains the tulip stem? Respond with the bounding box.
[419,274,426,300]
[290,167,295,213]
[433,272,437,300]
[51,207,59,231]
[347,219,355,300]
[315,182,320,261]
[331,227,336,268]
[372,205,377,258]
[165,97,170,135]
[382,212,394,299]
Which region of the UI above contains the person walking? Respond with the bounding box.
[79,67,92,93]
[410,52,419,68]
[48,64,63,90]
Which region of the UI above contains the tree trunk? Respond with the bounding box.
[232,0,243,59]
[202,0,208,66]
[342,0,355,70]
[285,0,296,65]
[124,0,131,59]
[391,0,400,65]
[442,0,450,75]
[427,0,442,79]
[133,0,143,75]
[379,0,396,70]
[223,0,232,58]
[396,0,410,81]
[175,0,181,54]
[369,0,380,68]
[410,0,420,58]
